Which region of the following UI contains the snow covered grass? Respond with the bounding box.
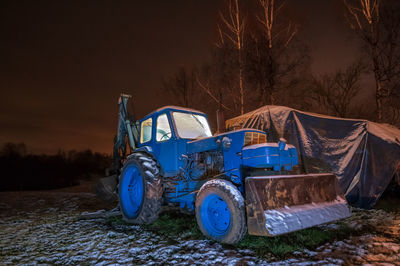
[237,222,353,258]
[2,189,400,264]
[106,211,203,240]
[106,211,354,259]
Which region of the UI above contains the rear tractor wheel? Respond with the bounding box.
[118,152,162,224]
[195,179,247,244]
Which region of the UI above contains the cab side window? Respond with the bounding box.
[140,118,152,143]
[156,114,172,142]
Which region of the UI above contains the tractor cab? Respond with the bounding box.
[137,106,212,176]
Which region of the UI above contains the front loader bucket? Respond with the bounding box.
[245,173,351,236]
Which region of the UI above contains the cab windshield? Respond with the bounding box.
[172,112,212,139]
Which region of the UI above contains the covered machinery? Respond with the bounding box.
[97,94,351,244]
[226,105,400,209]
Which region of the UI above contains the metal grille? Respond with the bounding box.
[244,132,267,147]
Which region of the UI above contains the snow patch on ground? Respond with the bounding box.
[1,192,400,265]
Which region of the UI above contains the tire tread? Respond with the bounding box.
[119,152,162,224]
[195,179,247,244]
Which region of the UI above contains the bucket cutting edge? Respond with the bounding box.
[245,173,351,236]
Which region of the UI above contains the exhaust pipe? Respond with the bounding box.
[216,108,225,134]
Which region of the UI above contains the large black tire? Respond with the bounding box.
[118,152,162,224]
[195,179,247,244]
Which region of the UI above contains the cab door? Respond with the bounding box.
[152,113,178,176]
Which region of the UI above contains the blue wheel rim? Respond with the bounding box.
[120,164,144,219]
[200,193,231,237]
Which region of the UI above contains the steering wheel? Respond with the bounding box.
[157,129,171,141]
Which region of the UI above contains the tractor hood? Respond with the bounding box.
[241,142,298,171]
[186,129,299,172]
[186,129,265,154]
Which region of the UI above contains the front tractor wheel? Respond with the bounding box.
[118,153,162,224]
[195,179,247,244]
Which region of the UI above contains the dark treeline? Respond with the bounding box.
[0,143,111,191]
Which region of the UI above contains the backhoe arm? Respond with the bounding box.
[113,93,139,169]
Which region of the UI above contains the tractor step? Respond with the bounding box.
[245,173,351,236]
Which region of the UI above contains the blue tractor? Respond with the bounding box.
[99,94,350,244]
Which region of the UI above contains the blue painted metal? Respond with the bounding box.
[131,105,300,213]
[200,193,231,237]
[119,164,144,219]
[242,142,298,171]
[137,106,208,177]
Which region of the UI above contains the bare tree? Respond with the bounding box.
[380,3,400,125]
[218,0,246,114]
[196,74,232,112]
[162,64,227,129]
[344,0,400,123]
[307,60,367,118]
[196,64,233,133]
[162,66,196,107]
[257,0,297,50]
[245,0,308,106]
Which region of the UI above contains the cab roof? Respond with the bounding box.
[143,105,206,120]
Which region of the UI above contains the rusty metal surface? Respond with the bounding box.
[245,173,351,236]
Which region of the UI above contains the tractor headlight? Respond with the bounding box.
[222,137,231,150]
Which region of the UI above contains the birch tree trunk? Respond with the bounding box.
[219,0,246,115]
[344,0,383,121]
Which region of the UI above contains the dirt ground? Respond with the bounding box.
[1,181,400,265]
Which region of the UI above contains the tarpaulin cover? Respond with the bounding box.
[226,105,400,209]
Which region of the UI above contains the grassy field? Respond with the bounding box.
[106,211,354,259]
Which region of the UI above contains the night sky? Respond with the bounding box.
[0,0,364,154]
